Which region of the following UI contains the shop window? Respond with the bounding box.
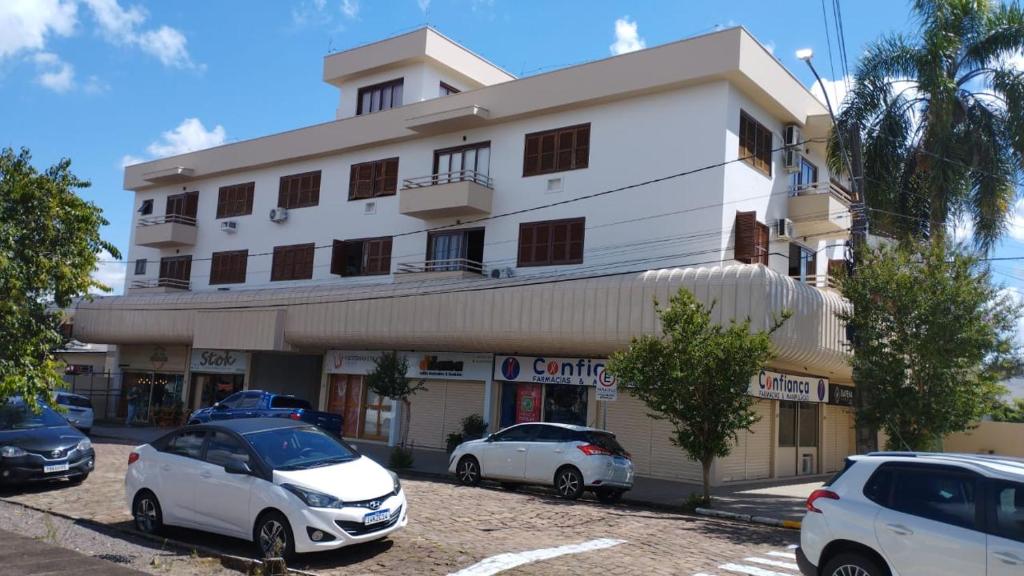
[779,400,819,447]
[361,388,392,440]
[799,402,819,446]
[190,374,243,409]
[498,382,588,428]
[778,401,797,447]
[543,384,587,426]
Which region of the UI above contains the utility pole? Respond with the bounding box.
[796,49,877,454]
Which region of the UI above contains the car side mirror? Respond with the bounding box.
[224,460,252,475]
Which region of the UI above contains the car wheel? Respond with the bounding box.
[500,482,519,491]
[254,511,295,560]
[596,488,624,504]
[555,466,584,500]
[456,456,482,486]
[823,552,887,576]
[132,490,163,535]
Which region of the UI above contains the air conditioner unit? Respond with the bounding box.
[219,220,237,233]
[268,207,288,222]
[774,218,795,240]
[783,124,802,173]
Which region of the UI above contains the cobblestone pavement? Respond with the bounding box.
[1,441,798,575]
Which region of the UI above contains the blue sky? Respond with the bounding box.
[2,1,1023,321]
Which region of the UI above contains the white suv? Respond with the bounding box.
[797,452,1024,576]
[448,423,634,503]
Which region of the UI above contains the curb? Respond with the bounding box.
[0,498,316,575]
[695,507,802,530]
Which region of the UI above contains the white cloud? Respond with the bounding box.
[809,75,851,112]
[32,51,75,92]
[341,0,359,19]
[950,214,975,244]
[1006,199,1024,244]
[90,249,125,294]
[0,0,77,60]
[81,0,195,68]
[120,154,144,168]
[609,17,645,56]
[82,74,109,94]
[145,118,226,158]
[763,40,776,55]
[417,0,430,13]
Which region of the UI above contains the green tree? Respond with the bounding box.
[365,351,425,447]
[838,241,1021,450]
[835,0,1024,251]
[990,397,1024,422]
[607,288,788,503]
[0,147,120,405]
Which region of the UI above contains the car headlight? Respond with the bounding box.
[282,483,344,509]
[389,470,401,495]
[76,438,92,452]
[0,446,26,458]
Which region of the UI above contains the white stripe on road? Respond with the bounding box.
[720,563,797,576]
[745,557,800,571]
[448,538,627,576]
[766,551,796,559]
[787,544,798,549]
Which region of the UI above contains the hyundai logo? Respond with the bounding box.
[367,500,382,510]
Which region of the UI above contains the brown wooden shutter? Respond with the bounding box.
[518,223,534,265]
[734,211,757,264]
[523,134,540,176]
[574,125,590,169]
[568,218,585,262]
[330,240,345,275]
[755,221,770,265]
[381,158,399,195]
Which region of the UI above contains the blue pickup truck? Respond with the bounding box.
[187,390,343,436]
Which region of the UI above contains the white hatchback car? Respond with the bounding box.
[56,392,94,435]
[125,418,407,558]
[798,452,1024,576]
[449,422,634,503]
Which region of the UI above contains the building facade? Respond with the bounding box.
[74,27,857,486]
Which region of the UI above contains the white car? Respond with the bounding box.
[125,418,407,558]
[56,392,94,435]
[797,452,1024,576]
[449,422,634,503]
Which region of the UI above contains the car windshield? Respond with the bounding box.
[0,402,67,430]
[269,396,311,409]
[246,427,358,471]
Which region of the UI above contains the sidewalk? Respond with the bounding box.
[0,527,145,575]
[92,424,819,524]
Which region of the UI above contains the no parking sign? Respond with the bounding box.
[595,367,618,401]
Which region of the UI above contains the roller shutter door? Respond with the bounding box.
[716,399,772,483]
[605,394,702,483]
[442,381,484,443]
[406,380,485,450]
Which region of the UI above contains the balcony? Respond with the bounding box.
[790,274,838,292]
[787,180,855,239]
[135,215,197,248]
[404,105,491,134]
[127,277,191,294]
[399,171,494,219]
[394,259,485,283]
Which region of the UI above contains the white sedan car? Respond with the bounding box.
[449,422,633,503]
[125,418,406,558]
[56,392,94,435]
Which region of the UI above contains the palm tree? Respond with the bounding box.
[835,0,1024,252]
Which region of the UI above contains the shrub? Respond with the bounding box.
[388,445,414,469]
[460,414,488,439]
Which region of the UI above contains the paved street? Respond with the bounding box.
[0,441,801,575]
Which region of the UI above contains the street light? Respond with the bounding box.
[795,47,855,200]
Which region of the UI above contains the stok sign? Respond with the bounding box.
[190,350,248,374]
[494,355,616,388]
[748,369,827,403]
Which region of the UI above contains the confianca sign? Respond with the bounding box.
[748,369,828,403]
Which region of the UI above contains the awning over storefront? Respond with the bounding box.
[73,264,852,380]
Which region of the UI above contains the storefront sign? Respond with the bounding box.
[325,351,493,381]
[515,383,542,423]
[748,370,828,403]
[190,349,248,374]
[494,355,616,388]
[829,384,855,406]
[595,370,618,401]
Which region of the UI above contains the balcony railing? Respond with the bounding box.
[396,259,485,275]
[402,170,494,190]
[137,214,197,227]
[129,278,191,290]
[790,180,856,204]
[791,274,837,290]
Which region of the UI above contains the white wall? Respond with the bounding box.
[127,79,845,294]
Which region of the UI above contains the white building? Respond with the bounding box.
[74,27,857,486]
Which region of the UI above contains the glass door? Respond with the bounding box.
[434,142,491,184]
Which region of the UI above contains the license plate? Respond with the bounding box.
[363,509,390,526]
[43,463,69,474]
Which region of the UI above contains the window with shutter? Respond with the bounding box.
[166,191,198,221]
[522,124,591,177]
[158,255,192,286]
[271,243,314,281]
[277,171,321,209]
[734,211,757,264]
[517,218,585,267]
[210,250,248,285]
[216,182,254,218]
[348,158,399,200]
[330,237,392,276]
[739,112,772,176]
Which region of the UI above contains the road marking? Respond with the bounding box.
[745,557,800,571]
[448,538,627,576]
[787,544,798,549]
[720,563,797,576]
[766,551,796,559]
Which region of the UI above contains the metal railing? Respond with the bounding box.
[129,277,191,290]
[396,258,485,274]
[791,274,837,290]
[137,214,197,227]
[402,170,494,190]
[790,180,856,204]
